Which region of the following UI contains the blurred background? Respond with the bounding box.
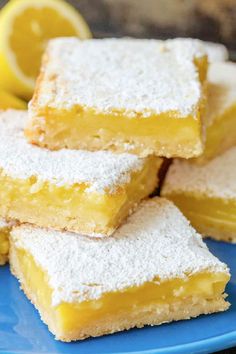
[3,0,236,45]
[1,0,235,53]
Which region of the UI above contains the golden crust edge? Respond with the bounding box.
[24,125,204,159]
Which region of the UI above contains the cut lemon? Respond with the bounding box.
[0,90,27,109]
[0,0,92,99]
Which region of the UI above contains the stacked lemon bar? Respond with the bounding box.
[1,38,230,341]
[11,198,229,341]
[0,108,161,256]
[162,147,236,242]
[162,48,236,243]
[25,37,208,157]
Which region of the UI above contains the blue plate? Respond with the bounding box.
[0,239,236,354]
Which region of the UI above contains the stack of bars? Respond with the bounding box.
[1,37,234,342]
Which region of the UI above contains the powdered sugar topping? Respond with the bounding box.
[0,218,9,229]
[162,147,236,199]
[203,41,228,63]
[31,37,204,117]
[11,198,228,306]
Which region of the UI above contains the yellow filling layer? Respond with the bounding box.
[15,246,228,339]
[194,57,208,84]
[165,193,236,238]
[26,107,203,158]
[0,156,161,235]
[195,103,236,164]
[0,227,10,265]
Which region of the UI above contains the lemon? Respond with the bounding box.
[0,0,91,99]
[0,90,27,109]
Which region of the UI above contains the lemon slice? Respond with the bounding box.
[0,0,91,99]
[0,90,27,110]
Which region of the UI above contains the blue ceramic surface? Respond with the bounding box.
[0,239,235,354]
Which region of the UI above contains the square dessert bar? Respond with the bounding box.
[0,110,162,237]
[26,38,207,158]
[162,147,236,242]
[193,62,236,164]
[0,218,15,265]
[10,198,229,342]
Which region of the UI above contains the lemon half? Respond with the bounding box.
[0,0,91,99]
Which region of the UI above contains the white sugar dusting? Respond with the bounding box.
[11,198,228,306]
[123,38,228,63]
[31,37,204,117]
[0,217,16,229]
[203,42,228,63]
[0,218,9,229]
[162,147,236,199]
[0,110,145,193]
[205,62,236,127]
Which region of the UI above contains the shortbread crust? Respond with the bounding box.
[10,198,229,341]
[26,37,207,158]
[162,147,236,242]
[0,110,161,236]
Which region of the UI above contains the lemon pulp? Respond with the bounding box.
[0,0,91,98]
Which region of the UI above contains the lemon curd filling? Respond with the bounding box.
[26,38,207,158]
[0,226,10,265]
[165,193,236,243]
[12,246,229,341]
[0,217,16,265]
[10,198,230,341]
[26,106,203,158]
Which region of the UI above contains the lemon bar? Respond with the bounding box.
[194,62,236,164]
[162,147,236,242]
[0,110,161,237]
[10,197,229,342]
[0,218,16,265]
[26,38,207,158]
